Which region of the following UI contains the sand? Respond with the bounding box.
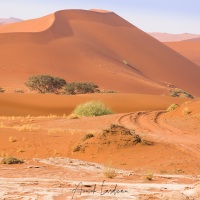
[166,40,200,66]
[0,93,188,116]
[0,10,200,96]
[0,9,199,200]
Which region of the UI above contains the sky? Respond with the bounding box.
[0,0,200,34]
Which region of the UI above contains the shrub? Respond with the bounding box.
[167,103,179,112]
[25,75,66,94]
[100,89,118,93]
[182,107,191,116]
[1,157,24,164]
[169,88,194,99]
[0,87,5,93]
[72,101,113,117]
[144,173,153,181]
[13,89,24,93]
[73,145,82,152]
[81,133,94,141]
[64,82,99,95]
[103,166,117,179]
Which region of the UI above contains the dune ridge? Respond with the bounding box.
[0,9,200,96]
[148,32,200,42]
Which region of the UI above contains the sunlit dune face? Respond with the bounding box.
[90,9,112,13]
[0,14,55,33]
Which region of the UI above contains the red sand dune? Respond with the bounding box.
[0,93,187,116]
[148,32,200,42]
[165,40,200,66]
[0,10,200,96]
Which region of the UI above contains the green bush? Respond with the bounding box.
[64,82,99,95]
[25,75,66,94]
[72,101,113,117]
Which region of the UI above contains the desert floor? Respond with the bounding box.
[0,93,199,199]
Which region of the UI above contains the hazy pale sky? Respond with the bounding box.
[0,0,199,34]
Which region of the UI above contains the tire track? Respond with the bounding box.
[117,111,200,158]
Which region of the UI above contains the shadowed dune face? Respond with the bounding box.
[0,9,200,96]
[165,41,200,67]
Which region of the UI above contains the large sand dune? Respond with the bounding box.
[0,10,200,96]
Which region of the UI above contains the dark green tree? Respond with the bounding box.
[64,82,99,95]
[25,75,66,94]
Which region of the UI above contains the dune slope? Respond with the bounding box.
[166,40,200,66]
[0,10,200,96]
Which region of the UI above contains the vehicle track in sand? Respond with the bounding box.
[117,111,200,159]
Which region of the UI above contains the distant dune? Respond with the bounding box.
[0,17,22,25]
[165,40,200,66]
[0,10,200,96]
[149,32,200,42]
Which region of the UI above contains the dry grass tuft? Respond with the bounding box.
[103,166,117,179]
[1,157,24,164]
[182,107,191,116]
[8,136,17,142]
[166,103,179,112]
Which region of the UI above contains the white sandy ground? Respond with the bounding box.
[0,157,200,200]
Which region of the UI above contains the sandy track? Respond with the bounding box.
[118,111,200,159]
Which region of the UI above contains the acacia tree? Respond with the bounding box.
[64,82,99,95]
[25,75,66,94]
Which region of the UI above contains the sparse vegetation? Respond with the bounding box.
[1,157,24,164]
[169,88,194,99]
[73,145,82,152]
[103,166,117,179]
[0,87,5,93]
[144,173,153,181]
[167,103,179,112]
[102,124,141,142]
[25,75,66,94]
[8,136,17,142]
[72,101,113,117]
[64,82,99,95]
[13,89,24,93]
[67,114,79,119]
[100,89,118,93]
[82,133,94,141]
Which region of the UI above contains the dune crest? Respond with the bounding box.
[0,14,55,33]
